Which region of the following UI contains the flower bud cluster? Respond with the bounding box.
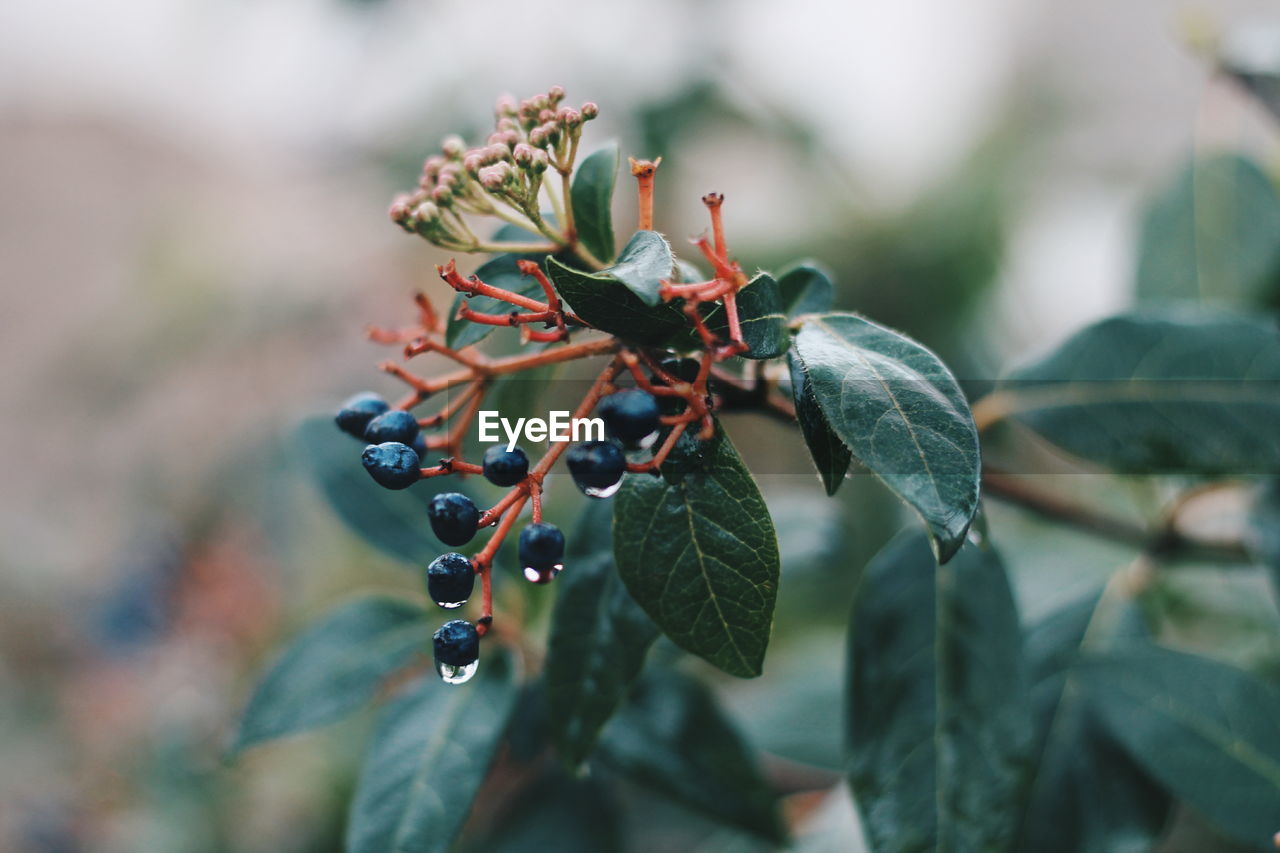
[388,88,600,252]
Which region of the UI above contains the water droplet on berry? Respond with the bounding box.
[966,527,984,546]
[635,429,659,450]
[582,480,622,499]
[437,659,479,684]
[435,598,467,610]
[522,564,563,584]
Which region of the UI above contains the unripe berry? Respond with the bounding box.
[362,442,421,490]
[598,389,661,447]
[364,409,420,445]
[566,440,626,497]
[519,522,565,583]
[336,392,390,438]
[482,445,529,487]
[428,492,480,547]
[426,552,475,609]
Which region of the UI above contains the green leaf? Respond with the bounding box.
[1015,594,1169,853]
[446,252,550,350]
[1078,644,1280,846]
[598,669,786,842]
[230,596,427,755]
[846,531,1030,853]
[793,312,980,561]
[298,417,478,563]
[548,260,693,350]
[787,350,851,495]
[1135,152,1280,305]
[716,272,788,359]
[347,656,517,853]
[570,143,619,264]
[776,261,835,318]
[596,230,674,306]
[480,769,622,853]
[1001,308,1280,475]
[613,428,779,677]
[545,501,659,767]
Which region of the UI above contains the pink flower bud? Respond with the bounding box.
[528,127,547,147]
[463,152,485,175]
[422,155,445,179]
[484,143,512,162]
[558,107,581,127]
[496,117,519,132]
[431,185,454,206]
[495,93,518,116]
[389,194,413,222]
[487,129,519,148]
[414,201,440,223]
[478,163,514,191]
[581,102,599,120]
[513,143,536,166]
[441,135,465,158]
[530,149,550,173]
[548,85,566,104]
[538,109,555,123]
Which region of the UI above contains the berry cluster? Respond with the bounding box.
[337,89,773,684]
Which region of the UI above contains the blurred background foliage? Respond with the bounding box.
[4,0,1280,850]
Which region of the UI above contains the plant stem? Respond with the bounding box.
[981,467,1251,564]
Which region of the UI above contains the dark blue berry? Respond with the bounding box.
[482,445,529,487]
[336,392,389,438]
[656,357,702,415]
[428,492,480,547]
[566,440,626,495]
[519,522,565,571]
[426,552,475,608]
[597,389,660,445]
[364,409,420,445]
[411,434,428,458]
[433,619,479,667]
[361,442,421,490]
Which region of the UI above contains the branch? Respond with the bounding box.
[981,467,1252,565]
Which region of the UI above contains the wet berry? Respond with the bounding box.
[566,440,626,497]
[656,358,703,415]
[598,389,660,446]
[426,552,475,608]
[361,442,421,490]
[519,522,565,574]
[433,619,479,666]
[364,409,420,445]
[429,492,480,547]
[336,392,389,438]
[482,445,529,487]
